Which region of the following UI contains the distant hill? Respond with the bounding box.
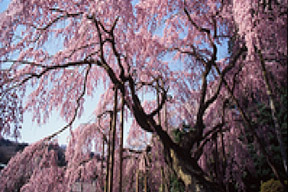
[0,138,28,167]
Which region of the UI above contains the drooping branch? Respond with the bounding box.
[0,59,95,102]
[33,8,84,30]
[0,61,94,141]
[44,64,91,141]
[22,9,84,43]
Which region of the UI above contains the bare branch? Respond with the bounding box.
[194,123,226,160]
[169,46,208,65]
[195,59,212,131]
[127,75,154,132]
[32,9,83,31]
[183,5,210,34]
[107,18,127,83]
[0,60,47,68]
[135,77,160,91]
[148,78,168,118]
[0,59,95,100]
[61,42,100,61]
[201,48,244,114]
[87,15,123,91]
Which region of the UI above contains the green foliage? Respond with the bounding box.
[171,129,183,143]
[240,86,288,191]
[171,122,194,143]
[169,173,185,192]
[260,179,287,192]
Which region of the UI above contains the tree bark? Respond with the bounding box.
[101,137,105,190]
[124,76,221,191]
[160,166,168,192]
[100,70,221,191]
[144,170,147,192]
[119,93,124,192]
[149,121,221,192]
[105,125,111,192]
[135,169,139,192]
[168,147,220,192]
[107,87,118,192]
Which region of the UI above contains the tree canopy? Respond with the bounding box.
[0,0,287,191]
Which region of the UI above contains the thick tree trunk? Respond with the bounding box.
[125,76,221,191]
[151,123,221,192]
[169,148,220,192]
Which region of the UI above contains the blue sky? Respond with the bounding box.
[20,96,100,145]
